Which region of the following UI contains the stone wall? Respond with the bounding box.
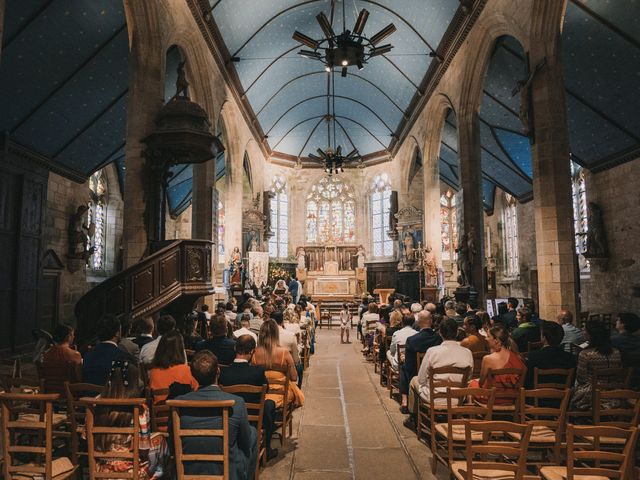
[580,157,640,314]
[166,205,193,240]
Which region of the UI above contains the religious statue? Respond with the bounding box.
[456,233,472,287]
[296,247,306,270]
[403,230,415,263]
[425,245,437,286]
[68,205,96,260]
[354,245,366,269]
[176,60,189,97]
[247,230,259,252]
[585,202,608,258]
[467,227,477,270]
[229,246,243,284]
[512,58,546,140]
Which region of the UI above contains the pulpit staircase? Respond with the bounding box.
[75,239,214,345]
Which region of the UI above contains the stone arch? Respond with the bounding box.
[400,135,423,192]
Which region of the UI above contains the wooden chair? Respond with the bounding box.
[0,392,77,480]
[220,384,267,479]
[534,367,575,389]
[64,381,103,464]
[568,367,632,423]
[588,389,640,449]
[379,336,392,386]
[146,387,171,435]
[387,344,405,399]
[450,420,534,480]
[430,387,495,475]
[578,311,590,330]
[166,398,235,479]
[0,357,22,378]
[472,351,488,378]
[484,366,527,420]
[515,388,570,465]
[416,365,471,442]
[0,375,39,393]
[81,396,147,480]
[540,425,638,480]
[267,365,293,445]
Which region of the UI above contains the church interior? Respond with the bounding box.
[0,0,639,479]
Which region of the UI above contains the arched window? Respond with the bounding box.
[217,199,225,260]
[306,176,355,243]
[571,161,590,272]
[88,170,107,271]
[269,176,288,258]
[440,189,457,261]
[370,173,393,257]
[502,193,519,277]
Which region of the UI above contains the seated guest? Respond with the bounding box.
[525,321,577,389]
[476,310,492,338]
[148,330,198,403]
[219,335,278,461]
[174,350,257,479]
[511,307,541,353]
[140,315,176,365]
[378,310,403,362]
[557,310,585,348]
[271,311,303,388]
[196,304,211,338]
[224,302,237,326]
[43,323,82,365]
[492,302,508,324]
[132,317,155,350]
[360,302,380,336]
[195,315,236,366]
[444,300,457,319]
[406,318,473,428]
[460,316,490,353]
[611,312,640,356]
[523,298,541,325]
[236,303,254,324]
[399,311,442,414]
[283,307,301,336]
[251,320,304,410]
[182,312,204,350]
[83,316,137,386]
[469,325,526,404]
[571,321,623,411]
[386,314,418,370]
[410,303,423,326]
[118,316,140,358]
[452,302,466,327]
[92,361,168,478]
[496,298,518,329]
[233,315,258,343]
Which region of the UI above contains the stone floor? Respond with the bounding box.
[261,328,448,480]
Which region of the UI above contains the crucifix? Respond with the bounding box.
[512,56,547,143]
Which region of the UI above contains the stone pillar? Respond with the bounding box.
[529,49,578,320]
[191,159,215,240]
[122,36,163,267]
[457,109,485,300]
[423,153,442,267]
[224,142,243,258]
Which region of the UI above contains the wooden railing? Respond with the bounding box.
[75,239,214,343]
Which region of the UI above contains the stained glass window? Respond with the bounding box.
[571,161,590,272]
[269,176,288,258]
[306,176,356,243]
[503,193,519,277]
[440,190,458,261]
[218,200,225,261]
[88,170,107,271]
[370,173,393,257]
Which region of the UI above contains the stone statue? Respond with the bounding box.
[456,233,472,287]
[512,58,546,139]
[296,247,306,270]
[68,205,95,260]
[248,230,259,252]
[176,60,189,97]
[586,202,607,257]
[403,230,415,263]
[467,227,477,269]
[355,245,366,269]
[229,246,243,284]
[425,245,437,286]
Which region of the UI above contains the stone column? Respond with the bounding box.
[191,159,215,240]
[224,141,244,257]
[423,153,442,267]
[529,49,578,320]
[457,109,485,300]
[122,36,163,267]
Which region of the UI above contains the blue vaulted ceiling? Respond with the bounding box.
[0,1,129,181]
[211,0,461,159]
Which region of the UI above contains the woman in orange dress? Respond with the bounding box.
[252,319,305,409]
[148,330,198,403]
[469,325,526,404]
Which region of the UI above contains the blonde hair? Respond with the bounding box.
[257,319,280,369]
[389,310,403,328]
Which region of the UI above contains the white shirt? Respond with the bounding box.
[284,322,301,335]
[139,336,161,364]
[279,326,300,364]
[387,326,418,369]
[225,311,237,324]
[361,313,380,332]
[233,327,257,343]
[416,340,474,404]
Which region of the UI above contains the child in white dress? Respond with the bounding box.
[340,304,351,344]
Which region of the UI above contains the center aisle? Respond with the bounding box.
[262,328,447,480]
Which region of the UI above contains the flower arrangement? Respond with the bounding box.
[268,262,289,282]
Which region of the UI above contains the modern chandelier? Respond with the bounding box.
[292,2,396,77]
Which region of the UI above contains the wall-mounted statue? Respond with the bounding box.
[354,245,366,269]
[176,60,189,97]
[585,202,608,258]
[425,245,437,286]
[247,229,259,252]
[229,246,243,284]
[403,230,415,264]
[456,233,472,287]
[512,58,546,141]
[68,205,96,261]
[296,246,306,270]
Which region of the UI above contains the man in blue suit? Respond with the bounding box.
[288,274,299,303]
[174,350,257,479]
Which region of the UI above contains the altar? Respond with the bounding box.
[298,245,365,297]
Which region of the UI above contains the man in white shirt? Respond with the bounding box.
[387,314,418,369]
[405,317,473,430]
[233,317,258,343]
[557,310,585,347]
[139,315,176,364]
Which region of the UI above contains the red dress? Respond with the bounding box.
[470,351,525,405]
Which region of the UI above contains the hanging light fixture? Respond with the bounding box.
[292,3,396,77]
